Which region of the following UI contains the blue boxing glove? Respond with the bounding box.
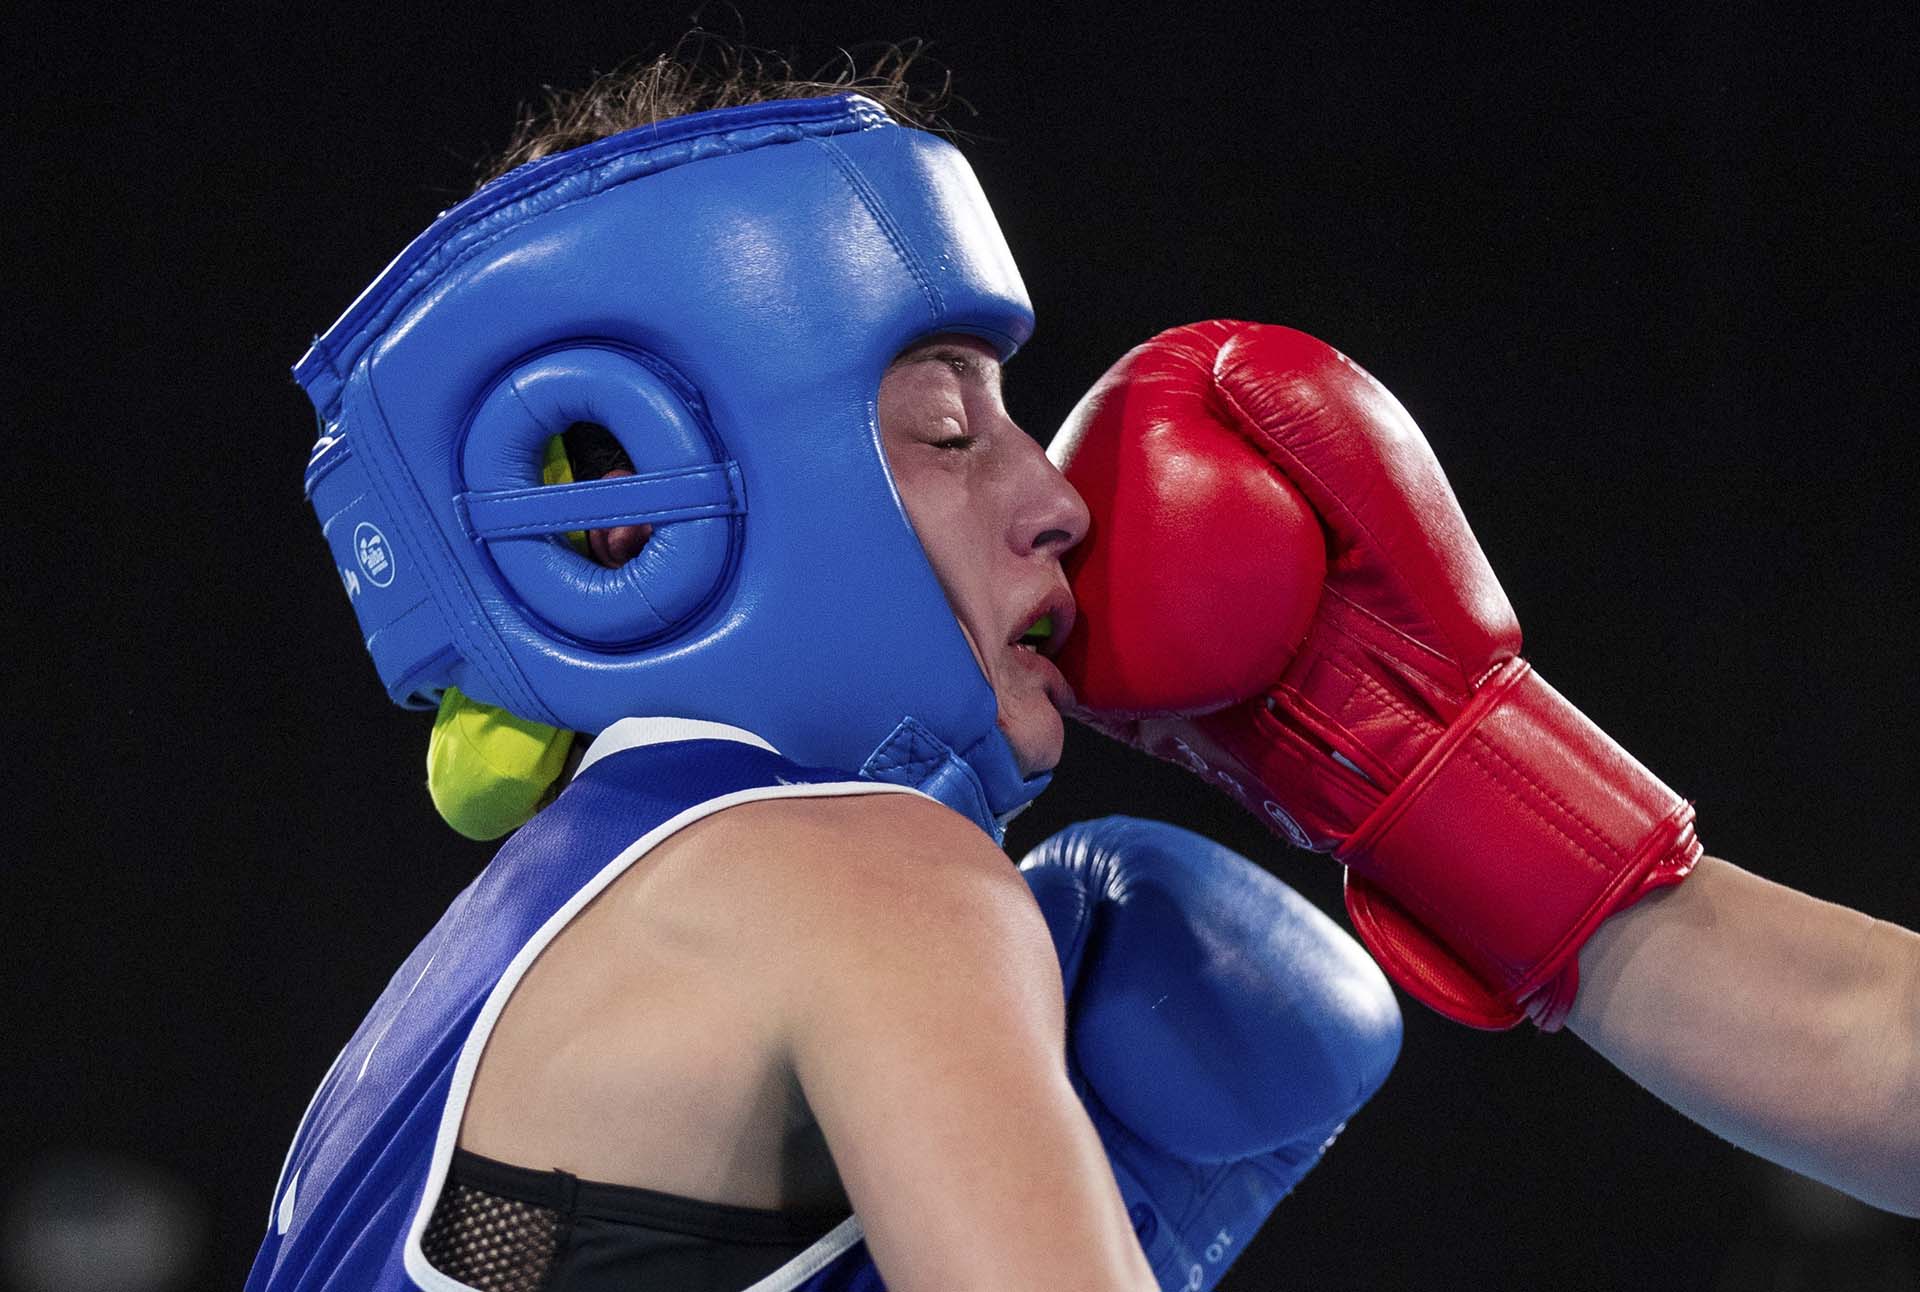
[1021,817,1402,1292]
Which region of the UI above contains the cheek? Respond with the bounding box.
[917,493,998,608]
[891,472,1003,635]
[887,451,975,563]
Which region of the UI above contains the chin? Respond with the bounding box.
[1002,710,1066,778]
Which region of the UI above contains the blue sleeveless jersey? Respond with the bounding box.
[246,718,903,1292]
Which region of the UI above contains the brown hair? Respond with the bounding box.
[476,34,959,189]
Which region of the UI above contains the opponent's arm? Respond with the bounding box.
[1570,855,1920,1214]
[773,794,1156,1292]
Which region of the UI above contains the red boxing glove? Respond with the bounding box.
[1052,321,1701,1030]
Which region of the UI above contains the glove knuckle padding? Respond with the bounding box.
[1022,818,1400,1290]
[1050,324,1325,716]
[1208,321,1521,675]
[1022,817,1401,1153]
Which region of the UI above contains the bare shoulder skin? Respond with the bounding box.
[463,789,1155,1289]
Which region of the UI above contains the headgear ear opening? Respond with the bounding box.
[456,345,744,649]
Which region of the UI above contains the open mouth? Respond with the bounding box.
[1012,613,1054,654]
[1006,607,1076,713]
[1005,590,1074,678]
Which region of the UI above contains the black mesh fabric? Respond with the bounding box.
[420,1177,562,1292]
[417,1148,848,1290]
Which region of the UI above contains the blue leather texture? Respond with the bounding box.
[297,94,1048,834]
[1021,817,1403,1292]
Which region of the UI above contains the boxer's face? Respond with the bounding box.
[879,336,1088,776]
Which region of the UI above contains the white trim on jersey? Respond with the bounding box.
[268,1038,353,1232]
[575,715,781,776]
[402,727,913,1292]
[739,1215,868,1292]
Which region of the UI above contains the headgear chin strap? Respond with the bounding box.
[298,94,1050,839]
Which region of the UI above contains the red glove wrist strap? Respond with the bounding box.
[1336,659,1700,1029]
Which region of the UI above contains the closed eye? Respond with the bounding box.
[932,434,977,451]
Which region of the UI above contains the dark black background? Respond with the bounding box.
[10,1,1919,1288]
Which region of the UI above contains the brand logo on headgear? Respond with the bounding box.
[354,522,396,588]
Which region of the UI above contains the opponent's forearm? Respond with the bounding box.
[1569,855,1920,1213]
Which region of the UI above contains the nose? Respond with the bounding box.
[1012,427,1091,557]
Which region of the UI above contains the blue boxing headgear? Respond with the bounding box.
[298,94,1049,837]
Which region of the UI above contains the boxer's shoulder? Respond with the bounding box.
[662,790,1059,1034]
[659,789,1025,933]
[568,788,1031,987]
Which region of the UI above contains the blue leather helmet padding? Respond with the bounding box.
[459,347,737,645]
[298,95,1051,832]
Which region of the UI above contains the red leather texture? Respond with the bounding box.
[1054,320,1701,1029]
[1050,326,1325,714]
